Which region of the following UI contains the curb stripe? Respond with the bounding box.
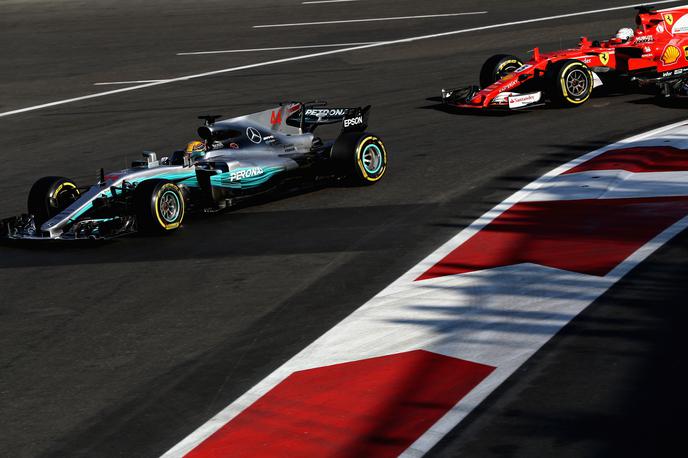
[417,196,688,280]
[186,351,494,458]
[163,121,688,457]
[562,146,688,174]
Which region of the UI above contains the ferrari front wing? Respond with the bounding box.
[441,85,544,110]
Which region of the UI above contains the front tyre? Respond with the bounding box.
[479,54,524,88]
[546,59,594,107]
[134,179,185,233]
[330,132,388,185]
[27,176,80,225]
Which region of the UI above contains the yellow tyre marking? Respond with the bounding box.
[559,62,592,104]
[497,59,522,80]
[498,59,520,70]
[52,181,78,199]
[154,183,184,230]
[356,136,387,182]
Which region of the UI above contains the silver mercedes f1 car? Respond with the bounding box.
[1,102,388,240]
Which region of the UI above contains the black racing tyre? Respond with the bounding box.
[330,132,387,185]
[545,59,594,107]
[27,176,80,225]
[479,54,524,88]
[133,179,185,233]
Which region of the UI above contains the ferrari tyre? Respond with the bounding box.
[134,179,185,233]
[546,59,594,107]
[27,176,80,225]
[479,54,524,88]
[330,132,387,185]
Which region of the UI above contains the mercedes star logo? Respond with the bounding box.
[246,127,262,144]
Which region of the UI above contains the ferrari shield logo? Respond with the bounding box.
[684,46,688,59]
[599,52,609,66]
[661,45,681,65]
[665,14,674,26]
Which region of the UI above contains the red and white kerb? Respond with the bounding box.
[163,121,688,458]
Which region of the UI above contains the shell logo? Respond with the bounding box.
[661,45,681,65]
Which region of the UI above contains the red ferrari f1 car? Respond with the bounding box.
[442,5,688,110]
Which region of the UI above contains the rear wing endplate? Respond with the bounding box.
[286,102,371,132]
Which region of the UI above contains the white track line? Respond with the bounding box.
[0,0,678,119]
[177,42,379,56]
[93,79,169,85]
[252,12,487,28]
[302,0,358,4]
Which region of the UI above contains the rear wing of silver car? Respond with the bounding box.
[286,102,371,133]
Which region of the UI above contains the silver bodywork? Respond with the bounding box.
[3,103,349,240]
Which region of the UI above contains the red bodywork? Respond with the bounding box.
[448,6,688,109]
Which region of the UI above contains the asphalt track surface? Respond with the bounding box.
[1,0,687,456]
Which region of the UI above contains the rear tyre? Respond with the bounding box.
[545,59,594,107]
[134,179,185,234]
[27,176,80,225]
[479,54,524,88]
[330,132,387,185]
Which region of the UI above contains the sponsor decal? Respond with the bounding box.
[343,115,363,128]
[661,45,681,65]
[663,68,686,77]
[246,126,262,144]
[508,92,541,109]
[229,142,239,149]
[263,135,277,145]
[672,14,688,33]
[501,78,520,91]
[305,108,348,117]
[229,167,264,182]
[599,52,610,66]
[270,110,282,125]
[665,13,674,26]
[514,64,532,73]
[657,24,665,33]
[644,46,652,53]
[635,35,654,43]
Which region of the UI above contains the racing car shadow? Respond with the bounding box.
[628,96,688,109]
[0,184,413,269]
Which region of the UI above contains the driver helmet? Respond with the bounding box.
[185,140,206,161]
[615,27,635,43]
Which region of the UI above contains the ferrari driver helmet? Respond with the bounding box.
[185,140,206,161]
[615,27,634,43]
